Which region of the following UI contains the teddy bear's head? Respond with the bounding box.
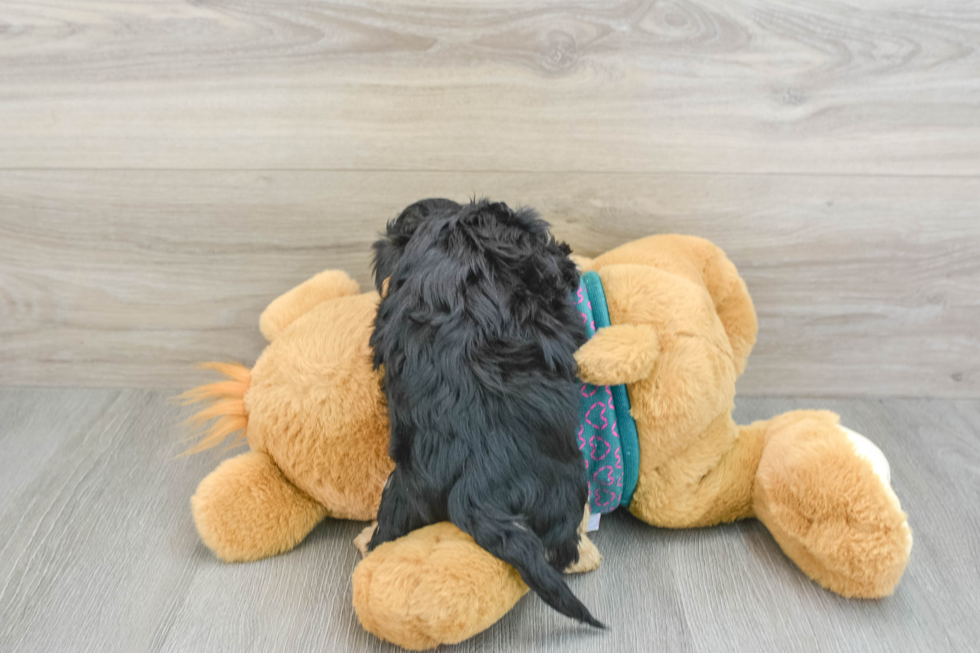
[245,290,394,521]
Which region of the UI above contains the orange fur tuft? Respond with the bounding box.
[176,381,249,405]
[197,361,252,383]
[178,362,252,456]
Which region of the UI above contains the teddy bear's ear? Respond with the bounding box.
[259,270,360,342]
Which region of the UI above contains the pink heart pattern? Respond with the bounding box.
[574,276,624,514]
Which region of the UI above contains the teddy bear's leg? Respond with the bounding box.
[192,451,328,562]
[259,270,362,341]
[352,522,529,650]
[752,410,912,598]
[351,504,603,649]
[628,413,766,528]
[355,516,601,572]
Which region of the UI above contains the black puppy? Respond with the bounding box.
[367,198,603,628]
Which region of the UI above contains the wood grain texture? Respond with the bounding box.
[1,0,978,394]
[1,0,979,174]
[1,390,978,652]
[2,170,978,395]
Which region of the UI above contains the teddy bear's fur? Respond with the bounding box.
[185,235,911,650]
[186,270,393,560]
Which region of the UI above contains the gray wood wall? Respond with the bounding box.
[1,1,978,396]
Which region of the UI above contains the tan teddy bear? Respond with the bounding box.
[185,234,911,650]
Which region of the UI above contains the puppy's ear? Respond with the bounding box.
[555,241,581,294]
[372,198,460,293]
[372,236,403,294]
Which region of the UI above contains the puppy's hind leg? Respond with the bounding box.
[567,533,602,574]
[566,505,602,574]
[354,522,378,558]
[449,488,605,628]
[367,469,429,551]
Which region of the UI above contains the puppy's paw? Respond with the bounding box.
[566,505,602,574]
[354,522,378,558]
[566,533,602,574]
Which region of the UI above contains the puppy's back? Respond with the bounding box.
[370,199,602,628]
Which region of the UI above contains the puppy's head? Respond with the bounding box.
[451,201,580,319]
[378,198,579,320]
[372,198,461,294]
[372,198,584,378]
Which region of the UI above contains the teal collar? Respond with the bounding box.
[574,271,641,513]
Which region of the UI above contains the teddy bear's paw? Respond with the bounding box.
[754,411,913,598]
[352,522,528,649]
[840,425,890,487]
[838,425,911,559]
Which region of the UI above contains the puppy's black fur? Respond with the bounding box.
[367,198,603,628]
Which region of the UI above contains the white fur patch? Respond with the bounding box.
[839,425,911,556]
[840,425,890,486]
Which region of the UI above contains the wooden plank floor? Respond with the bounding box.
[1,389,977,653]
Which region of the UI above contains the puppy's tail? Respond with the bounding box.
[455,509,605,629]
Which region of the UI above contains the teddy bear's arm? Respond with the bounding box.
[575,324,660,386]
[587,235,757,377]
[259,270,361,341]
